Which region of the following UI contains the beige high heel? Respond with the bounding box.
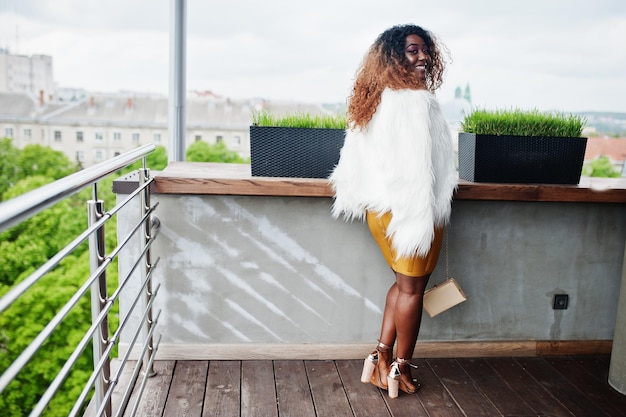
[360,340,392,390]
[387,358,420,398]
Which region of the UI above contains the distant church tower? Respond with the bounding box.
[443,84,472,128]
[463,84,472,104]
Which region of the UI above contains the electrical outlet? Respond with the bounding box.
[553,294,569,310]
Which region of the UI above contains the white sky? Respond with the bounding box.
[1,0,625,112]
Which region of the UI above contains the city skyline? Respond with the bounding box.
[0,0,625,113]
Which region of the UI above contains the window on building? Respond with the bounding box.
[132,133,140,143]
[233,135,241,146]
[194,134,202,142]
[95,132,103,142]
[113,132,121,142]
[24,128,32,139]
[153,132,161,143]
[54,130,62,142]
[114,151,121,157]
[216,135,223,144]
[76,151,85,162]
[76,131,84,142]
[5,127,14,138]
[95,150,103,161]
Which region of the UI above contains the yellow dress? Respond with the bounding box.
[366,211,444,277]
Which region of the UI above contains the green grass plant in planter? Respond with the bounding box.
[250,111,347,178]
[458,108,588,184]
[252,111,347,129]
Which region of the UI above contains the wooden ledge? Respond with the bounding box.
[152,162,626,203]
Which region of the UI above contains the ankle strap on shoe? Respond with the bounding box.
[376,340,392,352]
[395,358,418,369]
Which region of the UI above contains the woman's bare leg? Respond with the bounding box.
[394,272,430,360]
[378,282,398,347]
[379,273,430,356]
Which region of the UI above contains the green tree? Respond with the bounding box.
[0,169,120,415]
[582,155,621,178]
[0,251,94,416]
[0,138,21,200]
[126,145,169,172]
[0,176,87,286]
[17,144,77,180]
[186,140,247,163]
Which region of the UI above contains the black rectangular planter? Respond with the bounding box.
[250,126,346,178]
[458,132,588,184]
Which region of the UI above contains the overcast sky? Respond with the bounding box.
[1,0,625,112]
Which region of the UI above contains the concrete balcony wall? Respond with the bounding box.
[115,163,626,359]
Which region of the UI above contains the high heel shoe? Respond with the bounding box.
[387,358,420,398]
[360,340,392,390]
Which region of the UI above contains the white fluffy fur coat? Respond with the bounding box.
[329,88,457,259]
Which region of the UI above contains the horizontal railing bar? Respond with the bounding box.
[0,143,155,232]
[30,280,120,417]
[0,211,111,314]
[62,224,161,415]
[1,191,159,398]
[40,255,160,417]
[0,255,113,394]
[70,252,160,416]
[0,170,154,315]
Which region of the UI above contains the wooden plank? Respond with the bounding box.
[153,162,332,197]
[571,355,612,382]
[274,360,316,417]
[203,360,241,417]
[515,357,610,417]
[109,360,136,417]
[546,356,626,417]
[427,358,502,416]
[305,360,354,417]
[487,357,571,417]
[412,358,464,417]
[381,359,429,417]
[571,356,626,409]
[241,360,278,417]
[335,359,390,417]
[84,359,137,417]
[161,361,208,417]
[454,178,626,203]
[457,358,536,417]
[123,360,175,417]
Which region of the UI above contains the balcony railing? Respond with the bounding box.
[0,144,160,417]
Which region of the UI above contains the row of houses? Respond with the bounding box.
[0,89,330,167]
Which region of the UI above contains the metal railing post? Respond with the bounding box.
[139,166,156,377]
[88,197,112,417]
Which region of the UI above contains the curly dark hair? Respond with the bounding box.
[348,24,448,129]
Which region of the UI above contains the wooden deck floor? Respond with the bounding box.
[119,355,626,417]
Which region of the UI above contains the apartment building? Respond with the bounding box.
[0,90,330,167]
[0,49,54,101]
